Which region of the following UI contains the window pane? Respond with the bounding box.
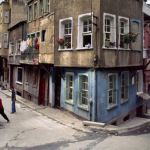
[84,21,87,26]
[109,97,113,104]
[83,35,91,47]
[83,27,87,32]
[107,19,110,25]
[69,23,71,27]
[89,26,91,32]
[69,29,71,34]
[109,75,113,82]
[64,24,68,28]
[105,33,110,40]
[109,83,113,89]
[65,29,68,34]
[121,28,124,34]
[107,26,110,32]
[18,68,22,82]
[109,91,112,96]
[121,22,124,27]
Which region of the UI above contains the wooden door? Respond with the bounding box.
[40,79,45,105]
[55,69,61,108]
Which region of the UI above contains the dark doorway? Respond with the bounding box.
[136,105,143,117]
[39,69,46,105]
[55,68,61,108]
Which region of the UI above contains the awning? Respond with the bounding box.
[137,93,150,100]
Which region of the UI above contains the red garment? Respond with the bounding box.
[0,98,4,110]
[35,38,39,50]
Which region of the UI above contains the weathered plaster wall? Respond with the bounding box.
[27,0,54,64]
[99,0,143,68]
[54,0,100,68]
[60,68,95,120]
[96,70,144,123]
[24,65,40,104]
[10,0,28,27]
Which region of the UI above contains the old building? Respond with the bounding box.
[21,0,54,106]
[54,0,145,124]
[0,0,10,86]
[8,21,27,96]
[143,1,150,111]
[0,0,28,87]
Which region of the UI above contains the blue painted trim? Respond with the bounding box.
[131,19,141,51]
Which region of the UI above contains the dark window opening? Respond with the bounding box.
[17,68,22,83]
[16,91,21,96]
[123,115,130,122]
[111,121,117,126]
[83,35,91,47]
[41,30,46,42]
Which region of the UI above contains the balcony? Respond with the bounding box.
[20,47,39,65]
[8,55,21,65]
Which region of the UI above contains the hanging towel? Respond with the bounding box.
[35,38,39,50]
[26,38,30,46]
[20,40,27,52]
[29,38,32,47]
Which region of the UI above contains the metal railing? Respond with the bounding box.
[21,47,39,62]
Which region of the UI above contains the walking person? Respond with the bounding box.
[0,98,9,122]
[11,87,16,114]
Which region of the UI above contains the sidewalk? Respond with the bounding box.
[1,89,150,134]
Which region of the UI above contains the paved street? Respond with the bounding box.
[0,92,150,150]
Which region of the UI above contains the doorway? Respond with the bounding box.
[39,69,46,105]
[55,68,61,108]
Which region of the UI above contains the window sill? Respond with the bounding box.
[102,46,117,50]
[76,47,93,50]
[118,48,130,51]
[32,84,37,88]
[132,49,142,52]
[77,104,89,111]
[58,48,73,51]
[107,104,118,110]
[137,92,143,95]
[15,54,21,56]
[28,21,32,23]
[9,55,13,56]
[121,99,129,104]
[65,100,74,105]
[16,81,23,85]
[38,16,43,19]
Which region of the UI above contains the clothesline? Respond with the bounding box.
[20,37,40,52]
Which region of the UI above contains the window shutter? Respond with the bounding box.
[45,0,47,13]
[4,33,8,48]
[4,11,9,23]
[0,33,1,48]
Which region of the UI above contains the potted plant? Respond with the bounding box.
[56,38,65,49]
[121,32,139,49]
[64,39,71,49]
[105,38,110,48]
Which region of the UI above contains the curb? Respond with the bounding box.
[0,90,90,133]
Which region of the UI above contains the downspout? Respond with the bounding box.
[91,0,98,122]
